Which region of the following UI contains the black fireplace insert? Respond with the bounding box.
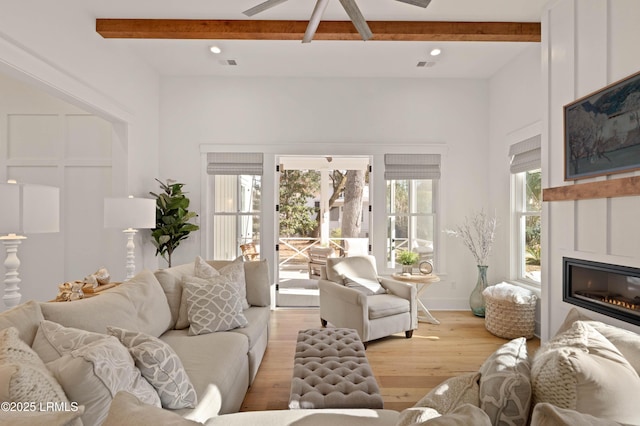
[563,257,640,326]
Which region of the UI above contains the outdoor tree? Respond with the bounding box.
[341,170,365,237]
[279,170,320,237]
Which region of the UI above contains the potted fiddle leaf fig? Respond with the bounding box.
[150,179,199,267]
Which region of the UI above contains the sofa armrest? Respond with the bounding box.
[318,280,367,307]
[379,277,418,330]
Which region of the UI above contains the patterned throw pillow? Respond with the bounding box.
[184,275,248,335]
[396,372,480,426]
[107,327,197,409]
[531,321,640,425]
[0,327,71,408]
[478,337,531,426]
[194,256,220,279]
[175,259,250,329]
[32,320,160,426]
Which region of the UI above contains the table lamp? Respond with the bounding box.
[0,180,60,308]
[104,196,156,280]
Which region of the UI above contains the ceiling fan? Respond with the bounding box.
[243,0,432,43]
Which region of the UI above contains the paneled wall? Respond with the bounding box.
[542,0,640,339]
[0,74,121,308]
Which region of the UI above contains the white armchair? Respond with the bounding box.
[318,255,417,343]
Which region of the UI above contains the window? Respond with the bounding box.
[207,153,263,260]
[384,154,440,270]
[211,175,261,260]
[386,179,437,269]
[509,135,541,284]
[513,169,541,283]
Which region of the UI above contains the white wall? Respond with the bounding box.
[542,0,640,339]
[0,0,161,307]
[160,76,493,309]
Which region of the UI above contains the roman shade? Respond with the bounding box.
[384,154,441,180]
[509,135,541,174]
[207,153,263,175]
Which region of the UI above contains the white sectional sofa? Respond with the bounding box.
[0,258,271,425]
[107,308,640,426]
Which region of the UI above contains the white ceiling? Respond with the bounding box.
[87,0,547,79]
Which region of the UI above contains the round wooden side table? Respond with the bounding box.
[391,273,441,324]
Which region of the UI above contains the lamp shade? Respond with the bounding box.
[0,183,60,235]
[104,197,156,230]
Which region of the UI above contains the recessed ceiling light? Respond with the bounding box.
[430,48,442,56]
[210,46,222,54]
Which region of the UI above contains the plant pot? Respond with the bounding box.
[401,265,413,274]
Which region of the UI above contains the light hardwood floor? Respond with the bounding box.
[240,309,540,412]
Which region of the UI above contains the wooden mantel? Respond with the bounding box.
[543,176,640,202]
[96,19,541,42]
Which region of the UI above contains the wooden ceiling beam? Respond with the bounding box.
[96,19,541,42]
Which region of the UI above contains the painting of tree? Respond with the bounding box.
[565,70,640,180]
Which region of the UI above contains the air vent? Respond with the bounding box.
[219,59,238,66]
[416,61,436,68]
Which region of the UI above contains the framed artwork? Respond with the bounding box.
[564,70,640,180]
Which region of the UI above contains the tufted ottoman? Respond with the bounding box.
[289,328,383,409]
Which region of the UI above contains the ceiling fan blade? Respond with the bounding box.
[243,0,289,17]
[338,0,373,41]
[302,0,330,43]
[395,0,432,8]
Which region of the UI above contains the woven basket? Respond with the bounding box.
[484,293,537,339]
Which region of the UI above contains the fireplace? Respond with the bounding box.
[563,257,640,326]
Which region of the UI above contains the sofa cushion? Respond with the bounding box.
[531,321,640,425]
[0,327,70,408]
[203,408,400,426]
[530,402,625,426]
[403,404,491,426]
[47,335,161,426]
[0,407,84,426]
[326,255,377,281]
[40,269,172,338]
[0,300,44,347]
[104,391,201,426]
[557,308,640,375]
[228,306,270,349]
[238,259,271,307]
[368,294,410,320]
[396,372,480,426]
[183,276,248,335]
[107,326,197,409]
[160,329,250,417]
[155,262,196,328]
[478,337,531,426]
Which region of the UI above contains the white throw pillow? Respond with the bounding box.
[344,275,387,296]
[0,327,71,410]
[531,321,640,425]
[107,326,197,409]
[32,320,160,426]
[183,275,248,335]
